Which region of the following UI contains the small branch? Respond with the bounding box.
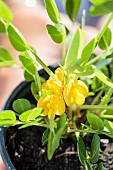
[55,151,78,158]
[80,105,113,110]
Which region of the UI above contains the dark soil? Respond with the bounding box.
[5,126,113,170]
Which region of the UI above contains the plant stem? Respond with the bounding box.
[86,54,102,66]
[34,123,49,128]
[35,71,41,91]
[100,88,113,105]
[62,39,66,65]
[100,114,113,119]
[30,49,61,85]
[67,128,94,134]
[80,105,113,110]
[91,90,103,105]
[96,13,113,43]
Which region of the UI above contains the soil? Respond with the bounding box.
[5,126,113,170]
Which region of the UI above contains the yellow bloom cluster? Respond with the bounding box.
[37,67,88,119]
[63,80,88,106]
[38,94,65,119]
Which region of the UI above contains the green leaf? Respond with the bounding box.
[7,23,28,51]
[98,27,112,50]
[18,118,43,129]
[46,24,63,43]
[104,119,113,136]
[0,47,13,61]
[90,0,108,5]
[47,113,66,160]
[63,0,82,22]
[42,128,50,145]
[90,1,113,16]
[19,108,43,122]
[65,28,84,67]
[13,99,31,114]
[51,113,66,153]
[0,110,16,121]
[90,134,100,163]
[57,113,67,130]
[77,137,87,165]
[0,110,16,126]
[0,1,13,22]
[19,55,37,76]
[81,38,96,65]
[91,77,103,91]
[24,70,34,82]
[96,162,105,170]
[87,113,104,131]
[31,81,39,96]
[44,0,61,23]
[0,17,6,32]
[94,67,113,89]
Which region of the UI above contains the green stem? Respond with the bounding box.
[96,13,113,43]
[86,54,102,66]
[35,71,41,91]
[30,49,61,85]
[67,129,95,134]
[100,88,113,105]
[91,90,103,105]
[62,39,66,65]
[34,123,49,128]
[68,128,113,138]
[100,114,113,119]
[80,105,113,110]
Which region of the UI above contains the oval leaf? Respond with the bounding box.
[0,17,6,32]
[96,162,105,170]
[81,38,96,65]
[46,24,63,43]
[13,99,31,114]
[19,108,43,122]
[0,110,16,123]
[90,134,100,163]
[94,67,113,89]
[98,27,112,50]
[7,24,28,51]
[63,0,82,22]
[65,28,84,67]
[77,137,86,165]
[0,1,13,22]
[19,55,36,76]
[0,47,13,61]
[44,0,61,23]
[104,119,113,135]
[90,1,113,16]
[87,113,104,131]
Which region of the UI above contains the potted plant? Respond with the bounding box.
[1,0,113,169]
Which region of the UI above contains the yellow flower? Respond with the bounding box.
[37,94,65,119]
[63,80,88,106]
[42,79,62,95]
[55,67,64,83]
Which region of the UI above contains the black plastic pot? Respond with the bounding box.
[0,64,57,170]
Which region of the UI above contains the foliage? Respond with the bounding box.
[1,0,113,169]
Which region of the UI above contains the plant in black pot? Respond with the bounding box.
[1,0,113,169]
